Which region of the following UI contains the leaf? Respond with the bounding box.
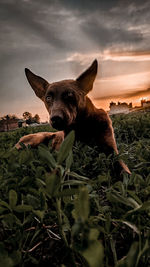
[33,210,45,221]
[127,190,142,205]
[69,172,89,181]
[121,220,140,235]
[38,146,56,168]
[117,242,139,267]
[57,131,75,164]
[74,187,89,222]
[46,171,61,196]
[0,255,13,267]
[126,200,150,215]
[2,214,21,227]
[19,150,33,165]
[9,190,17,208]
[19,176,31,186]
[14,205,33,212]
[54,188,79,197]
[62,180,88,186]
[82,240,104,267]
[10,251,21,266]
[0,200,11,211]
[136,239,149,266]
[39,191,47,210]
[0,207,7,214]
[66,150,73,170]
[107,191,136,208]
[88,228,99,241]
[127,197,141,209]
[36,178,46,187]
[27,194,40,209]
[138,200,150,211]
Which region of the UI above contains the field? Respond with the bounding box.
[0,111,150,267]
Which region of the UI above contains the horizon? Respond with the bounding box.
[1,0,150,121]
[1,97,149,122]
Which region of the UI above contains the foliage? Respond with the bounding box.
[22,112,32,121]
[22,112,40,124]
[0,114,18,121]
[0,111,150,266]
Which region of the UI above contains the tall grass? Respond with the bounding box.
[0,111,150,266]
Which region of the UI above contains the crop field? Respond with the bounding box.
[0,111,150,267]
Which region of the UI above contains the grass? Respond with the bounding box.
[0,110,150,266]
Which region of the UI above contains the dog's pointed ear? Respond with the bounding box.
[25,68,49,100]
[76,59,98,94]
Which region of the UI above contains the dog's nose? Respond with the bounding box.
[51,116,64,130]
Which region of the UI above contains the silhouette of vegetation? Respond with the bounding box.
[0,111,150,266]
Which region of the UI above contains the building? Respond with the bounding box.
[0,118,27,132]
[109,102,132,115]
[141,99,150,108]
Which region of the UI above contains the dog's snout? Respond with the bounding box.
[51,116,64,130]
[51,116,63,125]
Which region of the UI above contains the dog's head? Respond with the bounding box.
[25,60,98,130]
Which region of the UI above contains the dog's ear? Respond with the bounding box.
[25,68,49,100]
[76,59,98,94]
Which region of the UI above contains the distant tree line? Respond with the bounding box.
[22,112,40,124]
[0,112,40,125]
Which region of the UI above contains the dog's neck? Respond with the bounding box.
[76,96,98,121]
[64,96,102,140]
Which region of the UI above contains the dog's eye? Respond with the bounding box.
[67,92,73,97]
[46,94,53,102]
[64,91,74,99]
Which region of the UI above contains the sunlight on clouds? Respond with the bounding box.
[66,50,150,64]
[90,71,150,99]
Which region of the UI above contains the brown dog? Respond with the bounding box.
[16,60,130,175]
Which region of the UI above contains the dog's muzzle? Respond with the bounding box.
[50,115,65,130]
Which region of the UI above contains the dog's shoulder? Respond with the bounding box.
[92,107,111,125]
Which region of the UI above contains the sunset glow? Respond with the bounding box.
[1,0,150,121]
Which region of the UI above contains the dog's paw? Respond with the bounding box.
[119,160,131,175]
[15,131,64,150]
[51,131,64,150]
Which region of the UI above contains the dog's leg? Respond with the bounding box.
[98,131,131,176]
[15,131,64,150]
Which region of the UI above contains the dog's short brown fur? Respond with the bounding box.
[16,60,130,175]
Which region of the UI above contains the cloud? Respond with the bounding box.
[123,87,150,98]
[66,51,150,65]
[58,0,150,52]
[1,0,150,119]
[0,1,71,50]
[81,19,143,49]
[93,86,150,100]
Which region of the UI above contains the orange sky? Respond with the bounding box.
[9,61,150,122]
[1,0,150,121]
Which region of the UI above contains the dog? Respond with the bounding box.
[16,60,131,175]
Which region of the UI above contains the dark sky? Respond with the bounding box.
[1,0,150,120]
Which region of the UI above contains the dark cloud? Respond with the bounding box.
[94,87,150,100]
[123,87,150,98]
[56,0,150,51]
[57,0,149,13]
[81,21,143,49]
[0,0,71,50]
[57,0,118,13]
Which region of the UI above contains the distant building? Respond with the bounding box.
[18,120,27,128]
[109,102,132,115]
[141,99,150,108]
[0,118,27,132]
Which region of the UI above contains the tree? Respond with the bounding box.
[0,114,18,121]
[33,114,40,123]
[6,115,9,132]
[23,112,32,121]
